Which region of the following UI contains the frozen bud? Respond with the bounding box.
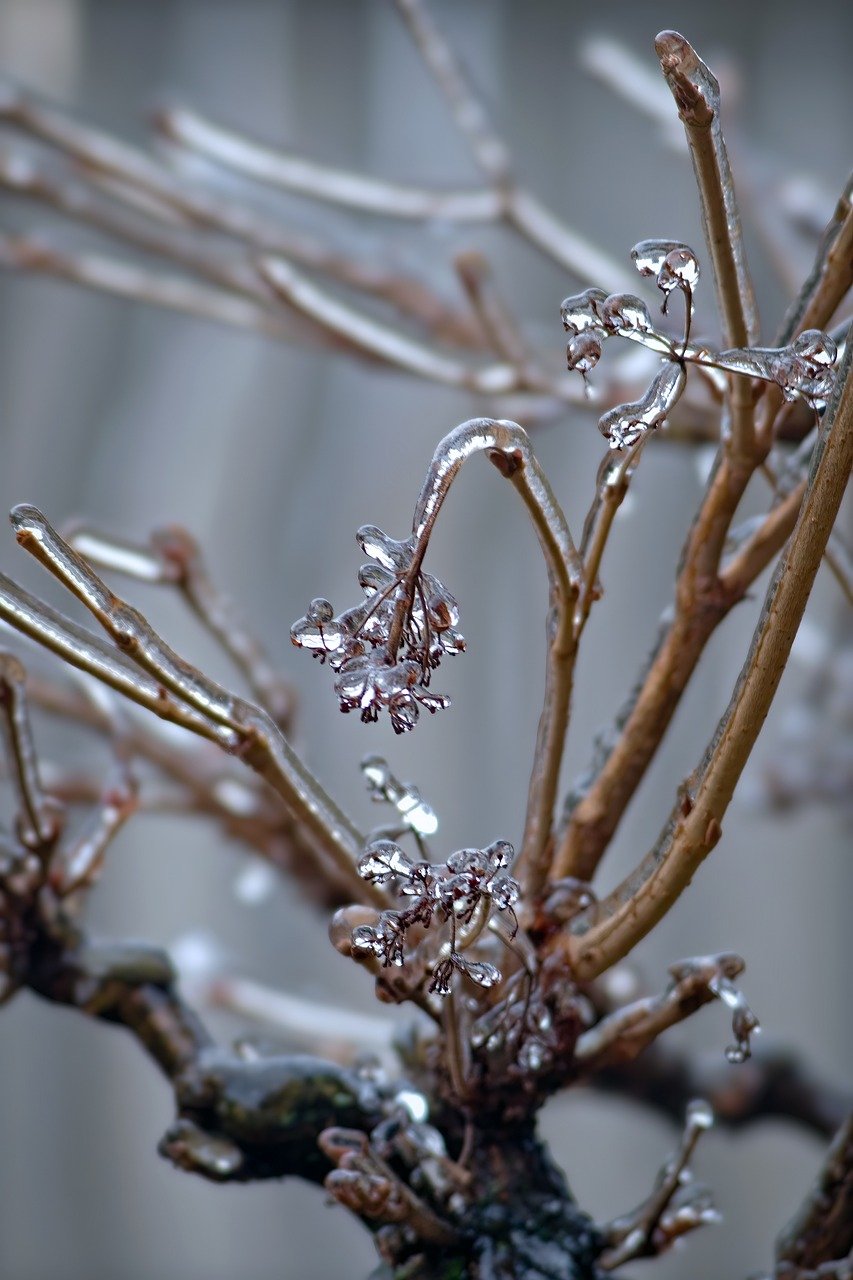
[560,287,608,335]
[307,598,334,623]
[484,839,514,870]
[388,692,419,734]
[791,327,836,369]
[356,525,413,572]
[426,590,459,632]
[566,332,602,379]
[686,1099,714,1132]
[358,840,413,884]
[659,245,700,293]
[460,959,501,989]
[490,875,520,911]
[446,848,483,875]
[599,360,686,449]
[601,293,654,336]
[631,238,698,287]
[517,1039,548,1072]
[358,563,395,596]
[290,600,344,658]
[329,905,381,957]
[361,754,392,795]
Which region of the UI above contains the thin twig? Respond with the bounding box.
[575,439,648,637]
[0,650,57,848]
[775,1114,853,1273]
[0,82,485,346]
[0,233,322,345]
[392,0,626,291]
[259,255,579,400]
[562,339,853,979]
[206,976,397,1064]
[66,522,295,729]
[407,420,580,897]
[594,1043,851,1141]
[5,508,379,907]
[656,30,758,461]
[154,102,499,221]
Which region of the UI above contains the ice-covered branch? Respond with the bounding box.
[563,338,853,979]
[656,30,758,460]
[5,508,376,906]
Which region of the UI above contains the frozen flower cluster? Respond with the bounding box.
[291,525,464,734]
[350,837,519,998]
[563,240,838,450]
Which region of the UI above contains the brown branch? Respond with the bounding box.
[552,438,760,884]
[777,174,853,346]
[776,1114,853,1273]
[4,509,379,908]
[655,30,758,461]
[0,83,483,347]
[66,522,295,730]
[593,1043,851,1142]
[562,337,853,979]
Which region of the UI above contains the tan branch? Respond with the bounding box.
[656,30,758,461]
[5,509,379,907]
[562,339,853,980]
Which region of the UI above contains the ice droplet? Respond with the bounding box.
[560,287,608,335]
[601,292,655,337]
[566,333,602,384]
[461,959,501,989]
[517,1039,546,1071]
[356,525,413,571]
[686,1099,714,1131]
[358,840,413,884]
[361,755,440,836]
[396,1089,429,1124]
[631,239,699,293]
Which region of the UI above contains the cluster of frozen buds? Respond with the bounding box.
[290,525,464,734]
[562,239,839,450]
[350,837,519,998]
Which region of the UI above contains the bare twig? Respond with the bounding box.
[206,976,397,1064]
[575,439,648,636]
[562,339,853,979]
[66,522,295,729]
[0,650,57,848]
[0,233,324,346]
[155,102,497,221]
[656,30,758,461]
[0,82,484,346]
[392,0,626,291]
[258,255,568,398]
[4,508,378,907]
[776,1114,853,1273]
[594,1043,851,1141]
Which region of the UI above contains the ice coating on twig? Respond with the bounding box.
[7,505,373,901]
[599,362,686,450]
[361,755,438,838]
[600,1099,718,1268]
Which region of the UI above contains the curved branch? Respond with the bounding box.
[408,419,581,895]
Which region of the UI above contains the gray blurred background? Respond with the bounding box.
[0,2,850,1278]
